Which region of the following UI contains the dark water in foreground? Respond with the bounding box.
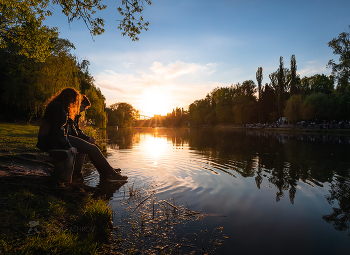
[84,128,350,254]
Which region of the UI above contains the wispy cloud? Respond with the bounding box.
[95,61,217,91]
[123,62,134,68]
[298,62,330,77]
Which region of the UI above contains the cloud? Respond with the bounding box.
[123,62,134,68]
[93,61,227,114]
[298,62,330,77]
[95,61,217,91]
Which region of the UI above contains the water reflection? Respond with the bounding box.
[106,128,350,243]
[323,176,350,235]
[92,180,127,200]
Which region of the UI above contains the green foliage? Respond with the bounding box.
[20,232,98,255]
[189,81,257,125]
[0,34,108,125]
[189,95,214,125]
[256,67,263,100]
[232,96,256,124]
[1,0,152,61]
[0,0,58,61]
[303,93,330,120]
[81,197,112,239]
[289,55,299,95]
[0,36,82,122]
[261,84,277,122]
[106,102,138,127]
[84,87,107,128]
[284,95,303,123]
[117,0,152,41]
[300,74,334,95]
[277,56,287,117]
[328,26,350,93]
[329,94,350,120]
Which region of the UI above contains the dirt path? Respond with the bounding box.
[0,153,53,177]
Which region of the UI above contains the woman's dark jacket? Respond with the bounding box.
[67,115,90,141]
[36,102,72,152]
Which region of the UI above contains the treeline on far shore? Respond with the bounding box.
[105,27,350,129]
[134,26,350,128]
[1,27,349,129]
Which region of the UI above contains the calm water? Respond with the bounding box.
[84,128,350,254]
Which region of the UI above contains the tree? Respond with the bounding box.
[303,92,330,120]
[301,74,334,95]
[1,0,152,61]
[107,102,138,127]
[212,87,234,124]
[0,36,80,121]
[277,56,286,117]
[256,67,263,123]
[284,95,303,124]
[256,67,263,100]
[232,96,256,124]
[328,26,350,94]
[85,86,107,128]
[289,55,299,95]
[261,84,277,122]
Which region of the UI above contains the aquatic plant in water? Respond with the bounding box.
[109,182,227,254]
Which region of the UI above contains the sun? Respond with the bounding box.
[140,88,173,117]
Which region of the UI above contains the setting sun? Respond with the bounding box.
[140,88,173,117]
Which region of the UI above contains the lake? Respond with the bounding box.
[83,128,350,254]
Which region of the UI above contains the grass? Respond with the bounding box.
[0,123,40,154]
[0,123,113,254]
[0,176,113,254]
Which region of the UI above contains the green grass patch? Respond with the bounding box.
[0,177,112,254]
[0,123,39,154]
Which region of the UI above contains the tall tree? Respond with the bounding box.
[328,26,350,94]
[256,67,263,100]
[261,84,277,122]
[277,56,285,118]
[256,67,263,123]
[289,55,299,95]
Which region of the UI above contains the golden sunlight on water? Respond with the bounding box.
[82,129,350,254]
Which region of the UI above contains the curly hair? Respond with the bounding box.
[45,88,81,119]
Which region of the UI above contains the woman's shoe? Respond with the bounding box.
[103,170,128,182]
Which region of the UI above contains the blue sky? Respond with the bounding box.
[45,0,350,116]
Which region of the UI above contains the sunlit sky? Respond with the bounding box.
[45,0,350,117]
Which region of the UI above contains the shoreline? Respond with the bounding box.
[199,124,350,135]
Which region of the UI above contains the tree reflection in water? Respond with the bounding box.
[107,128,350,235]
[323,176,350,235]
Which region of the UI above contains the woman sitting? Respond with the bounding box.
[36,87,127,182]
[67,94,95,181]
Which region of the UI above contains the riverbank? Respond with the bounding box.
[213,124,350,135]
[0,123,114,254]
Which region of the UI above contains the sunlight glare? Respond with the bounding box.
[140,88,173,117]
[143,136,168,165]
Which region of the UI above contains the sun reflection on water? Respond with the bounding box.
[141,135,168,166]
